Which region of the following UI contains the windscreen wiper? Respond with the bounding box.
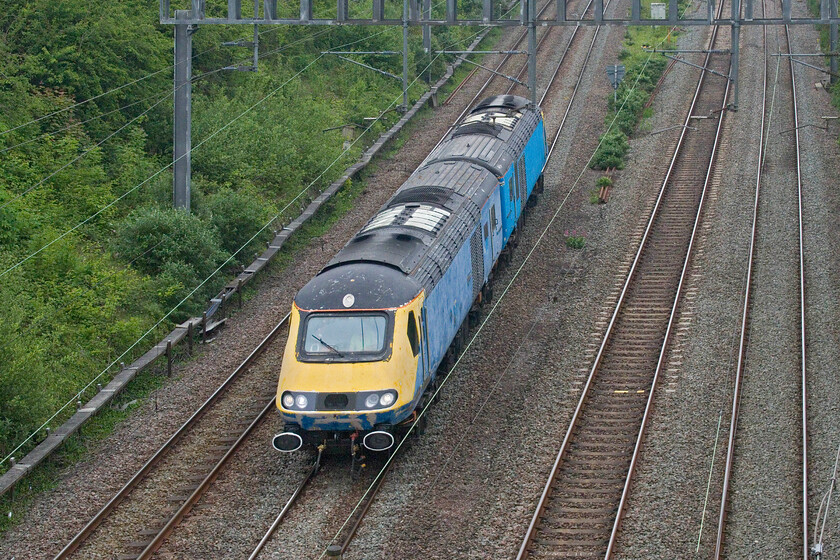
[311,334,344,357]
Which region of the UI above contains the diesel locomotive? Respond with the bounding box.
[273,95,547,455]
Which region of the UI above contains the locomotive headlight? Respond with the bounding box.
[365,394,380,408]
[295,394,309,409]
[281,392,295,409]
[379,392,396,407]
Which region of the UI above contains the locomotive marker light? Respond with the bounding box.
[281,393,295,408]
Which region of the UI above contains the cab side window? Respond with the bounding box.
[407,311,420,356]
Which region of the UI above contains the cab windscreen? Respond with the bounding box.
[303,314,387,355]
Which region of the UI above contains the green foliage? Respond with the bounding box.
[0,0,491,488]
[0,356,171,533]
[0,235,158,454]
[596,176,613,188]
[609,87,649,136]
[591,130,629,170]
[112,207,226,310]
[205,187,274,258]
[591,26,673,170]
[802,0,840,122]
[565,231,586,249]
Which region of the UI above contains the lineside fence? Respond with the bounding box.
[0,34,483,499]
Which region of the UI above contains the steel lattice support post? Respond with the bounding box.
[423,0,431,82]
[528,0,537,105]
[174,10,193,211]
[730,0,740,110]
[403,0,409,110]
[831,0,838,83]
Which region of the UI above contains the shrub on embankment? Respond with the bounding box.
[590,22,673,170]
[0,0,484,468]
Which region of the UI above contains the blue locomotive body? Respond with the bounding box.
[274,95,547,453]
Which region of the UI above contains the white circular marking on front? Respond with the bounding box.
[343,294,355,308]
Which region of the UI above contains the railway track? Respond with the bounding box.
[208,7,612,560]
[49,15,553,559]
[713,0,808,555]
[50,0,616,560]
[441,0,589,137]
[516,7,733,559]
[54,315,290,560]
[231,7,609,559]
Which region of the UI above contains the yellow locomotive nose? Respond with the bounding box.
[273,94,545,454]
[275,289,425,445]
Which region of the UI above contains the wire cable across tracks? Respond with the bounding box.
[516,5,733,557]
[53,7,622,557]
[245,4,618,558]
[712,1,808,555]
[54,314,290,560]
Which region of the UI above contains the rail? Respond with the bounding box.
[54,314,290,559]
[516,1,731,554]
[711,9,808,557]
[248,453,323,560]
[0,30,487,500]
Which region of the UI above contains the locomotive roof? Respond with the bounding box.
[422,94,541,176]
[295,262,421,311]
[323,160,496,290]
[295,95,540,309]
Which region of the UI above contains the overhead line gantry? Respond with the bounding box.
[159,0,839,210]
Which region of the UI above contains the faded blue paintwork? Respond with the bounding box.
[285,400,415,431]
[422,239,474,374]
[481,188,503,279]
[417,116,546,393]
[525,119,547,196]
[277,100,546,441]
[500,118,546,244]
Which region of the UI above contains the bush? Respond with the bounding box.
[591,131,629,170]
[113,207,226,302]
[596,176,613,188]
[593,29,675,171]
[610,88,649,136]
[205,188,274,259]
[565,231,586,249]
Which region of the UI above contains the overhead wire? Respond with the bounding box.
[0,42,223,138]
[316,21,677,560]
[0,0,491,468]
[0,91,177,211]
[0,90,172,155]
[0,26,334,157]
[0,238,166,354]
[0,26,342,347]
[0,53,326,468]
[0,11,482,470]
[0,47,327,282]
[0,27,393,468]
[0,20,335,139]
[0,28,339,212]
